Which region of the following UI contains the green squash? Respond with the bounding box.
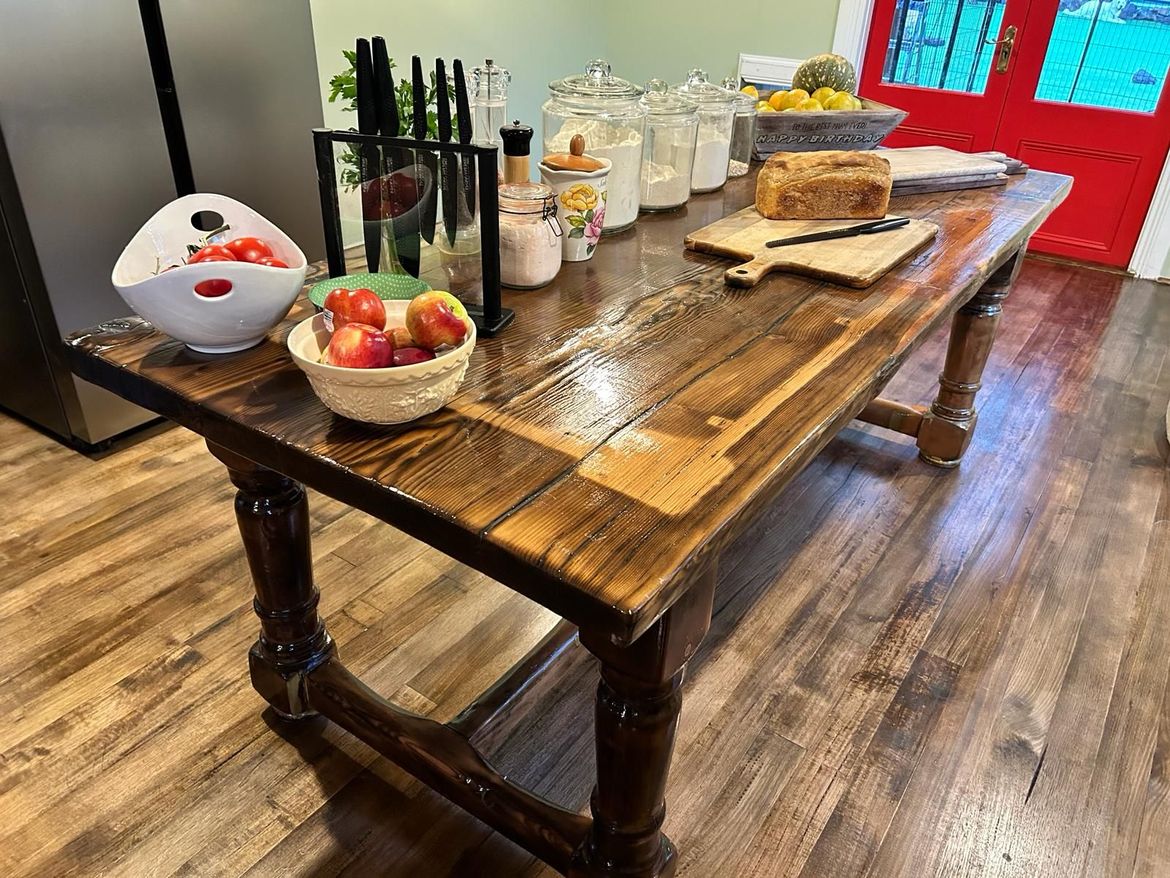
[792,53,857,94]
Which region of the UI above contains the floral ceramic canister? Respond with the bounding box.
[539,158,612,262]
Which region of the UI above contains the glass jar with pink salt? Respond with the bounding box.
[498,182,562,290]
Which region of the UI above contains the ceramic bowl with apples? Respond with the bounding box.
[287,286,475,425]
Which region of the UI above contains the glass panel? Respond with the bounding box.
[1035,2,1170,113]
[881,0,1008,94]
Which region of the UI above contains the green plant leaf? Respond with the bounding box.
[587,243,596,255]
[569,227,584,238]
[567,215,587,228]
[584,208,594,222]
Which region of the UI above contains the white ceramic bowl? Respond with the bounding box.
[287,301,475,425]
[112,193,308,353]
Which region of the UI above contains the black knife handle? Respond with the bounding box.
[435,59,452,143]
[371,37,397,136]
[355,39,376,136]
[452,59,472,144]
[411,56,427,140]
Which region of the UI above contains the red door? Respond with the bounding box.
[860,0,1170,266]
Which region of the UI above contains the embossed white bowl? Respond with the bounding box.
[286,302,475,425]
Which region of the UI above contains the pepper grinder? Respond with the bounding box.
[499,120,533,184]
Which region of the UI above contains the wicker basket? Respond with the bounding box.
[753,99,907,158]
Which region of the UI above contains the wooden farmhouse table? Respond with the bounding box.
[65,167,1070,877]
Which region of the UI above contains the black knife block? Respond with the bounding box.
[312,127,514,336]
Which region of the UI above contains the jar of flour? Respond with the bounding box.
[543,60,646,234]
[638,80,698,212]
[671,69,736,194]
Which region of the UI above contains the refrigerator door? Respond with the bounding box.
[160,0,326,261]
[0,0,174,443]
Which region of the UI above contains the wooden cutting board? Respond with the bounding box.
[879,146,1007,182]
[684,208,938,288]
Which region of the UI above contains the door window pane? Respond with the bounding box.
[881,0,1008,94]
[1035,2,1170,113]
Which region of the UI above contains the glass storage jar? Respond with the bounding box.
[638,80,698,212]
[498,182,562,290]
[671,69,736,193]
[722,77,756,177]
[543,59,646,234]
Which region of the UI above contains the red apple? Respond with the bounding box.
[323,287,386,331]
[386,325,414,349]
[405,291,468,350]
[324,323,394,368]
[392,346,436,367]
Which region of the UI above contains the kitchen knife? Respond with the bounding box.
[435,58,459,248]
[764,216,910,249]
[373,36,418,277]
[355,39,382,273]
[412,56,438,246]
[452,59,476,220]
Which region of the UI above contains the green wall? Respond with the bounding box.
[602,0,840,88]
[309,0,608,148]
[309,0,841,147]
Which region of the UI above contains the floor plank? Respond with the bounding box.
[1,259,1167,876]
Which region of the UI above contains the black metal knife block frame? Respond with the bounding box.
[312,127,514,336]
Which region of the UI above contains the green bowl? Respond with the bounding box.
[308,272,431,310]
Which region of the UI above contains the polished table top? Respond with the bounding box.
[65,168,1071,645]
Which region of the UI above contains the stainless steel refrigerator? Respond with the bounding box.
[0,0,325,448]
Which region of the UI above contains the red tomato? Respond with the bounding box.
[188,244,236,263]
[224,236,274,263]
[254,256,289,268]
[194,278,233,297]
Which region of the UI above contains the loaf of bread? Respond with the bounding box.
[755,150,892,220]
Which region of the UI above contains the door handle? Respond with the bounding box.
[984,25,1018,74]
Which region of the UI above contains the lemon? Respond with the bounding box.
[767,90,789,111]
[741,85,758,99]
[757,102,776,112]
[795,98,824,111]
[824,91,855,111]
[778,88,809,110]
[851,95,865,110]
[811,87,837,105]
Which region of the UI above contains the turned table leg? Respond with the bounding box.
[571,567,717,878]
[207,442,333,718]
[917,249,1024,468]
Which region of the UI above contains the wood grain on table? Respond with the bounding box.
[65,169,1071,645]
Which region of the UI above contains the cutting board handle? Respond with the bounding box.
[725,257,773,288]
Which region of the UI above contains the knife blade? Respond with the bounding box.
[412,56,438,246]
[373,36,418,277]
[355,39,381,273]
[435,59,459,248]
[452,59,476,220]
[764,216,910,248]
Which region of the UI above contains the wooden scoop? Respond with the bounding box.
[542,133,604,172]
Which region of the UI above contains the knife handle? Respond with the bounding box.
[372,37,397,136]
[411,55,427,140]
[435,58,452,143]
[355,39,376,136]
[453,59,472,144]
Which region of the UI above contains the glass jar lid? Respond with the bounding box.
[640,78,698,116]
[721,76,757,110]
[550,59,643,100]
[472,59,510,100]
[499,181,555,214]
[671,68,736,106]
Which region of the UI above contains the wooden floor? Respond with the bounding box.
[1,258,1168,877]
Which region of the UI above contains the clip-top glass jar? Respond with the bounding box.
[722,76,757,178]
[639,80,698,212]
[498,182,562,290]
[543,59,646,234]
[671,69,736,193]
